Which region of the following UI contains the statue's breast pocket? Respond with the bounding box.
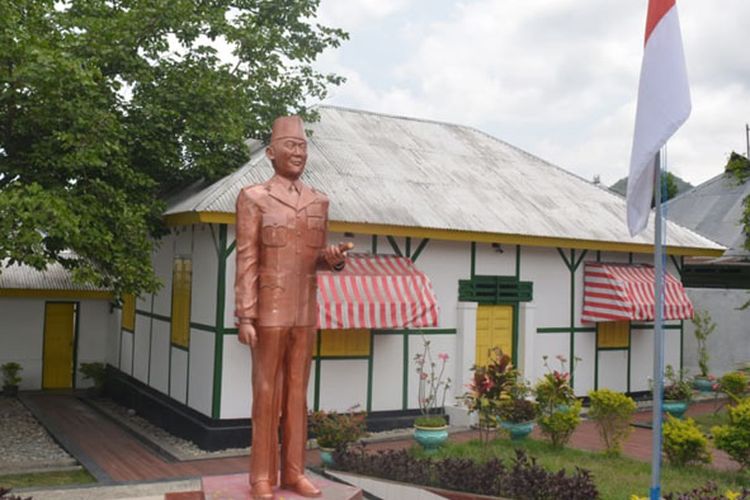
[261,213,288,247]
[305,204,326,248]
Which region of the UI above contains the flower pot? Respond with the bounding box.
[319,447,335,467]
[662,400,689,419]
[414,425,449,453]
[499,420,535,441]
[692,377,714,393]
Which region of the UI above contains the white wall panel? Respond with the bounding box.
[598,351,629,393]
[519,247,569,329]
[319,360,368,412]
[533,333,570,385]
[75,300,112,387]
[0,299,44,389]
[224,226,237,328]
[149,319,170,394]
[133,314,151,383]
[187,330,215,417]
[371,334,404,411]
[106,308,121,367]
[170,347,188,404]
[191,226,218,326]
[152,235,175,317]
[573,331,596,396]
[120,330,134,376]
[221,335,252,418]
[406,335,456,410]
[630,329,654,392]
[413,240,468,329]
[474,242,516,277]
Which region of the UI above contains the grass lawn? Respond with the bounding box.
[413,437,748,500]
[0,469,95,489]
[693,407,730,434]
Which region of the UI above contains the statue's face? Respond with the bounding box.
[267,138,307,180]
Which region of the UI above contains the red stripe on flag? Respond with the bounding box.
[645,0,676,44]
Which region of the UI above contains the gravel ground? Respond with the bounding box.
[0,397,77,474]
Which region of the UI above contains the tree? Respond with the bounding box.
[0,0,346,295]
[650,171,679,207]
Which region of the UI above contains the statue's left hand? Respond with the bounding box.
[323,242,352,269]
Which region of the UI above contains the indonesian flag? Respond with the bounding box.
[626,0,691,236]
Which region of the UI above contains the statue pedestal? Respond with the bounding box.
[198,471,363,500]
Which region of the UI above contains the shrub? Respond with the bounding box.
[663,481,750,499]
[333,446,599,500]
[498,398,537,423]
[414,415,448,428]
[719,371,748,404]
[308,408,367,450]
[662,365,693,402]
[1,362,22,387]
[588,389,636,455]
[712,399,750,469]
[537,401,582,448]
[663,415,711,466]
[533,355,578,413]
[79,362,107,390]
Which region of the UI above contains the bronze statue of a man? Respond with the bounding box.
[235,116,346,499]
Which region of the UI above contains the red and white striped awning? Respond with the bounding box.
[582,262,694,323]
[317,254,439,329]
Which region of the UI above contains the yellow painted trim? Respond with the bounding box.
[163,211,724,257]
[0,289,113,299]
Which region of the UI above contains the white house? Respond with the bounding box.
[1,106,723,448]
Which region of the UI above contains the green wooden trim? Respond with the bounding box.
[627,325,632,393]
[315,355,370,361]
[670,255,681,274]
[536,327,596,333]
[597,347,629,352]
[405,237,412,258]
[136,309,171,323]
[569,249,576,388]
[402,331,409,410]
[190,322,217,332]
[211,224,228,418]
[679,319,684,372]
[224,327,238,334]
[515,245,521,279]
[314,332,322,411]
[371,235,378,254]
[411,239,430,262]
[631,323,682,330]
[628,252,634,264]
[458,275,533,303]
[596,250,601,262]
[366,331,375,412]
[512,304,519,367]
[171,343,189,352]
[72,303,80,389]
[387,236,403,257]
[470,242,476,278]
[373,328,457,335]
[573,250,588,272]
[557,247,573,270]
[226,239,237,256]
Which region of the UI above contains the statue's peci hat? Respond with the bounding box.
[270,116,306,143]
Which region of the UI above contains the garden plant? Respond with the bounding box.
[308,407,367,451]
[663,415,711,466]
[718,371,749,404]
[691,309,716,380]
[588,388,636,455]
[1,362,22,397]
[534,355,581,448]
[414,333,451,428]
[712,398,750,469]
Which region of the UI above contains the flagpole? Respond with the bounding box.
[650,149,666,500]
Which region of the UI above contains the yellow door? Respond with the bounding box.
[43,303,76,389]
[475,305,513,366]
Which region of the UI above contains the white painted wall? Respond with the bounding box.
[152,234,175,317]
[0,299,44,390]
[187,329,215,417]
[120,330,134,376]
[170,347,188,404]
[132,314,151,384]
[75,300,111,388]
[319,360,368,412]
[413,239,468,328]
[684,288,750,377]
[191,225,218,327]
[221,335,252,418]
[519,247,569,329]
[371,334,404,411]
[150,319,170,395]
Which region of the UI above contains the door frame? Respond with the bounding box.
[41,301,80,389]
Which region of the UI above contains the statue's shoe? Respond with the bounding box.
[282,475,322,497]
[250,480,274,499]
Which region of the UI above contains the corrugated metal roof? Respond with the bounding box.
[0,259,108,291]
[166,106,723,251]
[667,172,750,258]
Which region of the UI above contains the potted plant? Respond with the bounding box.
[308,407,367,466]
[459,347,517,446]
[79,362,107,397]
[497,398,537,440]
[2,362,22,397]
[413,334,452,452]
[691,310,716,392]
[533,355,582,448]
[660,365,693,419]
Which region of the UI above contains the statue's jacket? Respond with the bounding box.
[235,174,329,328]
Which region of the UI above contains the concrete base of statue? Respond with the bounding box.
[194,471,363,500]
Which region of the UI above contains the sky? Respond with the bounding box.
[313,0,750,188]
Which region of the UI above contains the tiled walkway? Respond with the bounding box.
[20,393,740,488]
